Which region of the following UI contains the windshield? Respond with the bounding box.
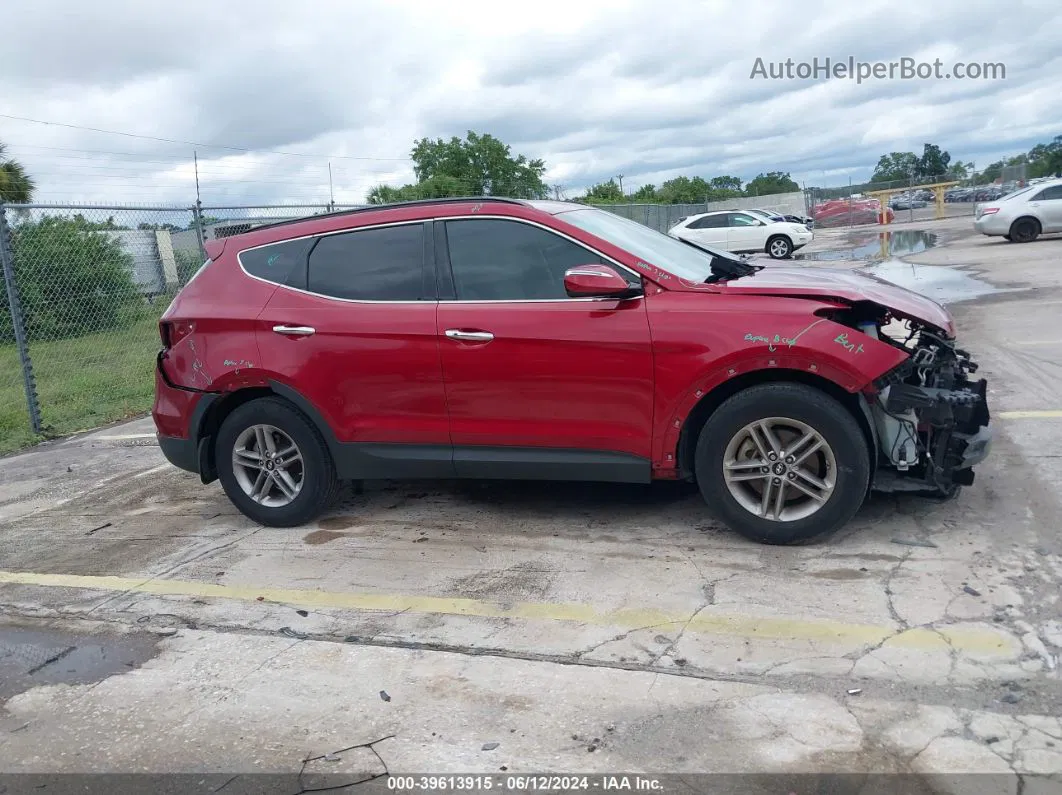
[557,207,723,282]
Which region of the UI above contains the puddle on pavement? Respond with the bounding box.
[859,258,1005,304]
[0,626,159,701]
[796,230,937,262]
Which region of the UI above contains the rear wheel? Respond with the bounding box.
[766,235,793,259]
[694,383,870,544]
[1009,218,1040,243]
[216,397,338,527]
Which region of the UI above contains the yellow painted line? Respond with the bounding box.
[0,570,1015,655]
[999,410,1062,419]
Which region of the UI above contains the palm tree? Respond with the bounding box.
[0,143,35,203]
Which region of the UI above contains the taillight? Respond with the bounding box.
[159,320,194,349]
[980,208,999,216]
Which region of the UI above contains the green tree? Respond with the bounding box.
[917,143,951,179]
[871,152,919,184]
[710,176,743,197]
[1027,136,1062,178]
[630,184,657,201]
[581,179,625,203]
[744,171,799,195]
[0,142,35,203]
[948,161,974,180]
[0,215,140,343]
[366,131,548,202]
[656,176,712,204]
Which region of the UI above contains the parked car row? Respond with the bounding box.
[889,193,928,211]
[945,186,1008,203]
[812,198,894,228]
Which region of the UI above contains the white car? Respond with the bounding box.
[973,178,1062,242]
[668,210,813,259]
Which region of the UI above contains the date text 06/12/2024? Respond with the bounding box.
[386,776,665,791]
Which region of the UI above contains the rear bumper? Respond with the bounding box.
[152,353,217,480]
[158,433,199,475]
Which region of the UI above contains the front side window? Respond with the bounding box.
[445,219,605,301]
[308,224,424,301]
[728,213,760,227]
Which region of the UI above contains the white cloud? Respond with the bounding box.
[0,0,1058,204]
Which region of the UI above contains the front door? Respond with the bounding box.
[434,217,655,482]
[726,212,766,252]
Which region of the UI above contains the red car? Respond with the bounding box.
[154,198,991,544]
[813,199,894,228]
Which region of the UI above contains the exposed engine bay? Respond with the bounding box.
[837,306,992,496]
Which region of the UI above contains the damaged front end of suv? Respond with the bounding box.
[840,306,992,497]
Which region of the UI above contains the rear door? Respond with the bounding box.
[726,212,766,252]
[683,213,728,247]
[1030,185,1062,232]
[253,221,453,477]
[433,216,654,481]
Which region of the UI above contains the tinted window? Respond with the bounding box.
[445,219,604,301]
[1033,186,1062,201]
[308,224,424,301]
[688,214,726,229]
[240,238,314,288]
[728,213,760,227]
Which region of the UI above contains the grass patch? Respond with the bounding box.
[0,314,164,456]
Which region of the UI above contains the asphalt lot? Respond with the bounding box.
[1,216,1062,787]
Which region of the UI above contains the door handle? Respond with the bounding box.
[445,329,494,342]
[273,325,316,337]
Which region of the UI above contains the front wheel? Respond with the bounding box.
[766,235,793,259]
[216,397,338,527]
[694,383,870,544]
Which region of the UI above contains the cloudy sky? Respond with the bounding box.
[1,0,1059,207]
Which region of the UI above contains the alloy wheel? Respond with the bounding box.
[722,417,836,522]
[231,424,304,507]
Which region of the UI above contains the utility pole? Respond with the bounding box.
[616,175,624,194]
[193,150,202,205]
[328,161,335,211]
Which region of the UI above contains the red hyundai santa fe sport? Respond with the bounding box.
[153,198,992,544]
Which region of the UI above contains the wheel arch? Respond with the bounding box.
[192,381,339,484]
[675,368,877,487]
[1009,215,1042,235]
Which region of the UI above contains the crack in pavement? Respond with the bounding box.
[293,734,395,795]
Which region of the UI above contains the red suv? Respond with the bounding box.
[154,198,991,544]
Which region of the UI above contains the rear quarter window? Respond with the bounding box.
[239,238,315,289]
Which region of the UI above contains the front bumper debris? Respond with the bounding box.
[869,334,992,495]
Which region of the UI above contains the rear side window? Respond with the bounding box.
[1032,185,1062,201]
[240,238,314,289]
[308,224,425,301]
[688,215,726,229]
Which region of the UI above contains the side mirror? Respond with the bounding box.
[563,264,642,299]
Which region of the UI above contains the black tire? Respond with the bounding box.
[1003,234,1012,241]
[694,383,870,545]
[1009,218,1040,243]
[766,235,793,259]
[216,397,338,527]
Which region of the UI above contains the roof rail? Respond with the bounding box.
[241,196,530,234]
